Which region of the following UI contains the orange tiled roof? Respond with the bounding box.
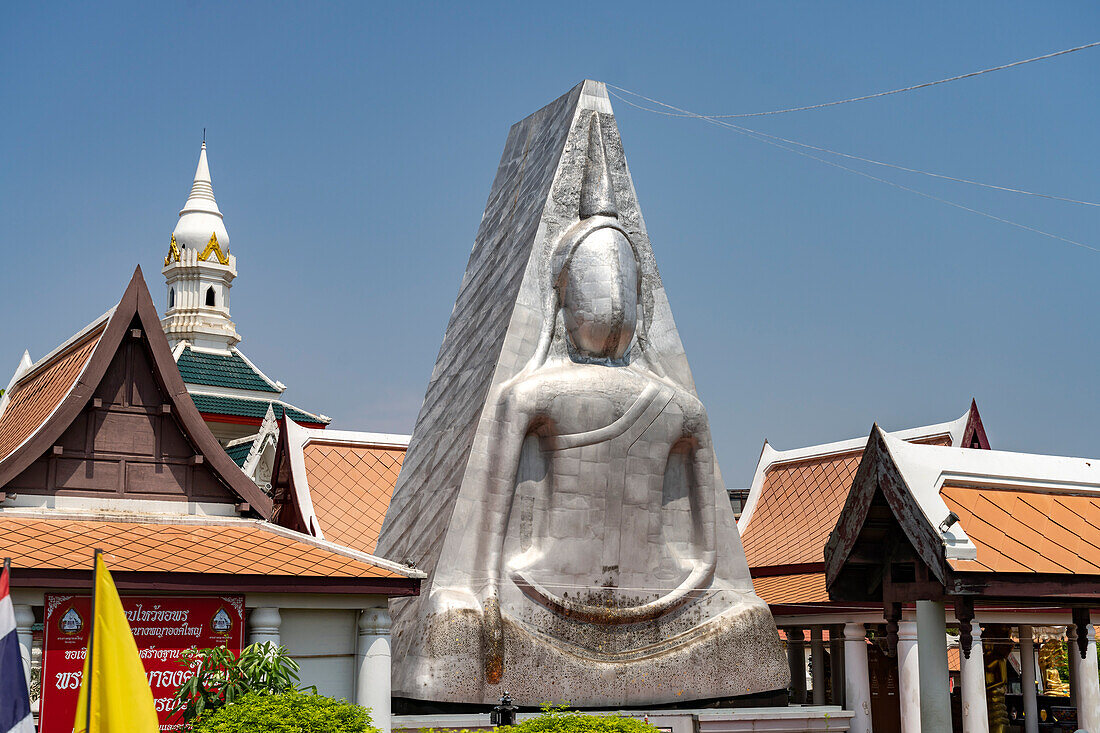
[942,485,1100,574]
[303,441,404,554]
[0,326,104,461]
[0,515,407,578]
[741,451,863,568]
[753,572,830,605]
[742,435,953,570]
[777,627,833,642]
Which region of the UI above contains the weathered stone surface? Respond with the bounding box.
[376,80,788,707]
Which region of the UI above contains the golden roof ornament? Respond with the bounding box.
[164,234,181,266]
[198,232,230,265]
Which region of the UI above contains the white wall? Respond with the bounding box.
[280,609,358,701]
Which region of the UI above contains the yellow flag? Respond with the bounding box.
[73,553,159,733]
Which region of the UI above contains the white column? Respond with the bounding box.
[248,607,281,645]
[811,626,826,705]
[897,620,921,733]
[843,622,873,733]
[1018,625,1038,733]
[959,621,989,733]
[1073,622,1100,733]
[14,605,34,690]
[357,607,391,733]
[916,600,952,732]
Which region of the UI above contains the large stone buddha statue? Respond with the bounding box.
[377,81,787,708]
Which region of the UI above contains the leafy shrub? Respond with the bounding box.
[191,690,378,733]
[404,705,661,733]
[173,642,303,722]
[502,704,660,733]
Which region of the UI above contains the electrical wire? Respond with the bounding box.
[606,87,1099,254]
[607,85,1100,208]
[609,41,1100,118]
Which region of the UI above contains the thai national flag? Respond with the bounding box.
[0,562,33,733]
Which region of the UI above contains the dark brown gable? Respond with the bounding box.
[960,399,991,450]
[7,316,236,503]
[824,425,950,603]
[0,267,272,517]
[269,416,309,535]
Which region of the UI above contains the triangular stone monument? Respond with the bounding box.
[377,80,788,708]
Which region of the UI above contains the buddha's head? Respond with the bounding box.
[557,224,638,361]
[528,110,658,373]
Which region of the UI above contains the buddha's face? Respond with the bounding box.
[560,227,638,361]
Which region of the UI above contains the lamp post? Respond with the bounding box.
[491,691,517,727]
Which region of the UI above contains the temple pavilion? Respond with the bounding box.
[741,400,1100,733]
[0,143,419,733]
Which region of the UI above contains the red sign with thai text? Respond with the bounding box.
[39,594,245,733]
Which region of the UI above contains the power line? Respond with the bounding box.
[607,85,1100,208]
[609,41,1100,119]
[607,87,1099,254]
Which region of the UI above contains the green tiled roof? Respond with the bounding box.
[176,347,281,393]
[225,441,253,467]
[190,393,328,425]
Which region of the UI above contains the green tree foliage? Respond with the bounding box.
[191,690,378,733]
[172,642,303,723]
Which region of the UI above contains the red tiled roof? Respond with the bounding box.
[753,572,830,605]
[303,441,404,554]
[743,435,953,571]
[777,627,834,642]
[0,515,408,578]
[742,451,863,568]
[0,326,104,461]
[943,485,1100,574]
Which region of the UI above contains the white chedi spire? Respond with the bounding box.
[173,141,230,254]
[162,139,240,352]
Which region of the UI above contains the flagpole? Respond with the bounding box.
[85,548,101,733]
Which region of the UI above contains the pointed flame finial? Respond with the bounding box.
[579,111,618,220]
[181,139,220,214]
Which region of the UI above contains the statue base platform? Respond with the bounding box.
[393,599,788,707]
[392,706,854,732]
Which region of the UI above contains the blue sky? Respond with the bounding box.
[2,2,1098,481]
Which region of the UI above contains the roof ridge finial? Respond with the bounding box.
[579,111,618,220]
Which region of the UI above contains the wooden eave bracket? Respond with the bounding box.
[956,596,975,659]
[1073,607,1091,659]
